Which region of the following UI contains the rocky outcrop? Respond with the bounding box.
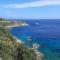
[0,18,44,60]
[0,19,36,60]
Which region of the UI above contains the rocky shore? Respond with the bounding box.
[0,18,44,60]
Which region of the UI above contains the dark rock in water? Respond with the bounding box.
[58,55,60,58]
[26,36,32,41]
[53,48,60,53]
[55,49,60,53]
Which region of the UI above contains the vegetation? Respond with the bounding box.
[0,18,36,60]
[0,18,6,21]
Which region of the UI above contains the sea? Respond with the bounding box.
[10,19,60,60]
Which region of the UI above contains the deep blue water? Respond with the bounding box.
[10,20,60,60]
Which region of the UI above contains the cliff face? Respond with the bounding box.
[0,19,36,60]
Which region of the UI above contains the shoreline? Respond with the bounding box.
[13,35,44,60]
[5,24,29,29]
[7,21,44,60]
[13,36,24,44]
[5,21,29,29]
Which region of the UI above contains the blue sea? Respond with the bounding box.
[10,20,60,60]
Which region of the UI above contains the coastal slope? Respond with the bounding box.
[0,18,36,60]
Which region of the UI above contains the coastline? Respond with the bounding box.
[13,36,44,60]
[13,35,44,60]
[6,21,44,60]
[13,36,24,44]
[5,21,29,29]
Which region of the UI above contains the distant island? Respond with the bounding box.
[0,18,44,60]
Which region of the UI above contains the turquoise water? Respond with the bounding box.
[10,20,60,60]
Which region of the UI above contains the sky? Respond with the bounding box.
[0,0,60,19]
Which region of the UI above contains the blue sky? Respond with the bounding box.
[0,0,60,19]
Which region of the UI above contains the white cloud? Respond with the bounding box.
[3,0,60,8]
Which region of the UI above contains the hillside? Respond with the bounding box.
[0,19,36,60]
